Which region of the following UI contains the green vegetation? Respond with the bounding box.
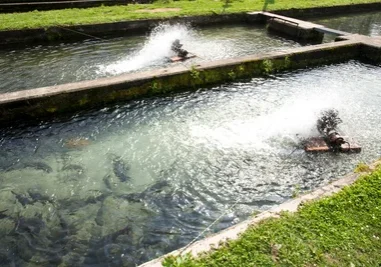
[163,163,381,266]
[1,0,381,31]
[354,162,372,173]
[262,59,274,74]
[190,65,202,80]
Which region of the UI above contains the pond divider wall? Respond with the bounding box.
[1,2,381,46]
[1,11,381,126]
[1,10,381,266]
[0,39,363,126]
[336,34,381,64]
[0,13,248,46]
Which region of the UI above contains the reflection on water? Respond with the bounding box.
[0,61,380,266]
[0,23,300,93]
[312,11,381,36]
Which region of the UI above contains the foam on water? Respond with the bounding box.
[189,85,338,152]
[99,24,194,74]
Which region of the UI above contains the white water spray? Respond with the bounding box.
[99,24,194,75]
[189,90,339,151]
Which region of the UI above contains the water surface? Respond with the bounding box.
[312,11,381,36]
[0,61,380,266]
[0,23,301,93]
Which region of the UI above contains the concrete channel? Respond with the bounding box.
[0,12,381,127]
[1,7,381,267]
[1,2,381,46]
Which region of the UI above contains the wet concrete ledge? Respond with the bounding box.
[139,159,381,267]
[337,34,381,63]
[1,2,381,46]
[0,40,362,126]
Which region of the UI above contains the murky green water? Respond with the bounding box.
[312,11,381,36]
[0,61,380,266]
[0,23,301,93]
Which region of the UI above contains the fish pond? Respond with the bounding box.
[0,23,302,93]
[0,60,380,266]
[313,10,381,36]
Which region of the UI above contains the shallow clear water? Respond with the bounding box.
[0,23,301,93]
[312,11,381,36]
[0,61,380,266]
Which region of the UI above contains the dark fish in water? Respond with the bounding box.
[11,191,33,207]
[95,203,104,226]
[22,162,53,173]
[120,180,170,203]
[0,209,8,219]
[7,162,53,173]
[27,188,52,203]
[112,157,131,182]
[15,216,45,235]
[85,191,109,205]
[85,225,132,265]
[62,164,85,174]
[103,175,113,190]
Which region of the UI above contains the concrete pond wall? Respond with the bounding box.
[1,2,381,46]
[1,9,381,267]
[1,11,381,127]
[0,39,363,126]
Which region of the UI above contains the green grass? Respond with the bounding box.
[162,164,381,266]
[1,0,381,31]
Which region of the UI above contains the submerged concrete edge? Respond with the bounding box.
[0,39,362,126]
[139,160,381,267]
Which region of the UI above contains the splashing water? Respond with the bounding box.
[189,88,338,151]
[100,24,194,74]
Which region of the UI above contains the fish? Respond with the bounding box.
[21,162,53,173]
[112,157,131,182]
[7,162,53,173]
[62,164,85,174]
[0,209,8,219]
[120,180,170,202]
[103,175,113,190]
[27,188,52,204]
[95,203,104,226]
[16,217,44,235]
[11,191,34,207]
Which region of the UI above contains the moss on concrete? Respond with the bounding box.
[0,41,363,125]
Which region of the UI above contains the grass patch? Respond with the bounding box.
[163,165,381,266]
[1,0,381,31]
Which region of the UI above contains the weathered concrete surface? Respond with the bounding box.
[0,13,248,46]
[139,160,381,267]
[0,40,360,126]
[258,11,352,40]
[1,2,381,45]
[336,34,381,63]
[256,12,325,42]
